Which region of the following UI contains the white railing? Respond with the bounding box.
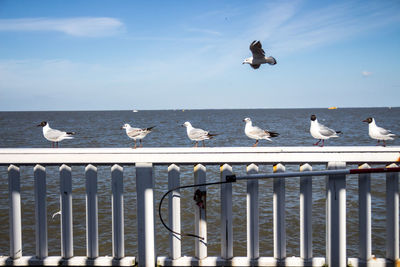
[0,147,399,267]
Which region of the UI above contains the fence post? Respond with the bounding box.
[386,163,399,261]
[326,161,346,267]
[111,164,124,259]
[194,164,207,260]
[8,164,22,259]
[85,164,98,259]
[220,164,233,259]
[358,163,371,262]
[60,164,73,259]
[136,163,155,267]
[273,163,286,260]
[34,164,48,259]
[168,164,181,260]
[247,163,259,260]
[300,163,312,260]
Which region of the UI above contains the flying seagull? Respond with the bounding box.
[363,117,395,146]
[182,121,217,147]
[310,115,341,147]
[121,123,155,149]
[243,40,277,69]
[243,117,279,147]
[37,121,75,148]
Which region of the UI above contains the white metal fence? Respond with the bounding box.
[0,147,399,267]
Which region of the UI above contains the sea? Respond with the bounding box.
[0,108,399,258]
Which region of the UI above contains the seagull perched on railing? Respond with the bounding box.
[310,115,341,147]
[182,121,217,147]
[243,117,279,147]
[243,40,277,69]
[37,121,75,148]
[363,117,395,147]
[121,123,155,149]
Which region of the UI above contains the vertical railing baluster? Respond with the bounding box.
[300,163,312,260]
[194,164,207,260]
[8,164,22,259]
[220,164,233,259]
[246,164,259,260]
[111,164,124,259]
[136,163,155,267]
[358,163,371,262]
[85,164,98,259]
[326,161,346,267]
[168,164,181,260]
[386,163,399,261]
[60,164,73,259]
[273,163,286,260]
[34,164,48,258]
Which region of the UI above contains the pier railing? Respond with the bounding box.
[0,147,399,267]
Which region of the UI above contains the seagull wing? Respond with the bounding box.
[189,128,209,140]
[46,128,65,139]
[248,126,268,138]
[377,126,392,136]
[319,124,337,137]
[127,128,144,138]
[251,64,261,69]
[250,40,265,60]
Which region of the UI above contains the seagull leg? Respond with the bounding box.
[202,140,205,147]
[313,140,321,146]
[252,140,259,147]
[320,140,324,147]
[194,141,198,147]
[133,140,137,149]
[383,140,386,147]
[139,139,143,148]
[52,142,54,148]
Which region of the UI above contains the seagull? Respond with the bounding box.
[243,40,277,69]
[37,121,75,148]
[310,115,341,147]
[182,121,217,147]
[121,123,155,149]
[363,117,395,146]
[243,117,279,147]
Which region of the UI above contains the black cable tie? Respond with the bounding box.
[226,174,237,182]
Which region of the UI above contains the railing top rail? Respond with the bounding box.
[0,146,399,165]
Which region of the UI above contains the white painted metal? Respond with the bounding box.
[136,163,155,267]
[8,164,22,259]
[385,163,399,261]
[299,163,312,260]
[194,164,207,260]
[358,163,371,261]
[273,163,286,260]
[220,164,233,259]
[111,164,124,259]
[246,164,259,260]
[85,164,99,259]
[60,164,73,259]
[326,161,347,267]
[34,164,48,259]
[1,147,399,165]
[168,164,181,260]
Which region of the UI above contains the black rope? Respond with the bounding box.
[158,180,234,240]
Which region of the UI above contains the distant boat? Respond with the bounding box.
[133,110,139,112]
[328,107,337,110]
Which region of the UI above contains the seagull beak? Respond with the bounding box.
[362,119,368,123]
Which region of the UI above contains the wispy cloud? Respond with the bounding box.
[362,71,373,77]
[0,17,124,37]
[250,0,400,55]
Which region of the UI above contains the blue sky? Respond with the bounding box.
[0,0,399,111]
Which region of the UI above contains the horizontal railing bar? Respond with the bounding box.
[229,167,400,181]
[0,147,399,165]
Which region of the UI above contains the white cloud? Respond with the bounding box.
[362,71,373,77]
[0,17,124,37]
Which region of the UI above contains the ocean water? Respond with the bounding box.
[0,108,399,258]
